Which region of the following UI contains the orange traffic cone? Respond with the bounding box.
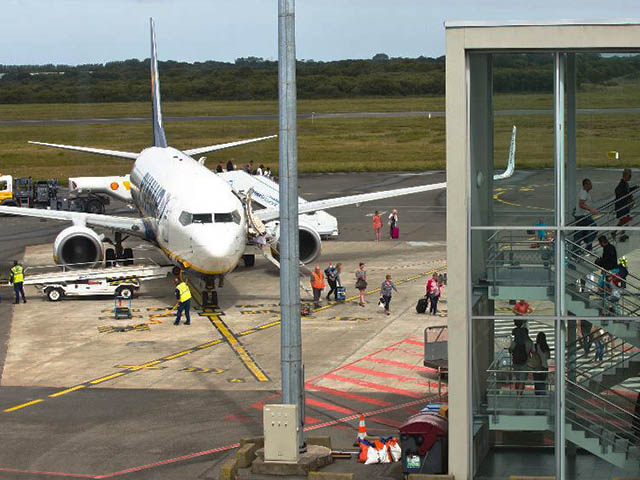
[353,414,367,446]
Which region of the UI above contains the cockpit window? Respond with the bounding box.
[215,213,234,223]
[179,211,192,226]
[192,213,213,224]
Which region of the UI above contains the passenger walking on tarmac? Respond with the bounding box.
[355,262,368,307]
[380,274,398,316]
[574,178,599,252]
[324,262,340,301]
[388,209,399,239]
[173,278,191,325]
[10,260,26,304]
[426,272,443,315]
[373,210,383,243]
[215,162,224,173]
[533,332,551,396]
[613,168,635,242]
[310,265,325,308]
[226,159,234,171]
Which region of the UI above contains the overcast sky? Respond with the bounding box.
[1,0,639,65]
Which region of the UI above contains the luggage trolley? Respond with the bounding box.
[423,325,448,398]
[114,294,133,319]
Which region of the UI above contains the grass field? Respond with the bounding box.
[0,81,638,181]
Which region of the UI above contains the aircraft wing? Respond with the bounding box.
[183,135,277,157]
[0,205,147,236]
[254,181,447,222]
[28,141,139,160]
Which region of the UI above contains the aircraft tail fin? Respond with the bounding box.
[150,18,168,148]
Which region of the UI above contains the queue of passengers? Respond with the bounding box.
[214,159,272,179]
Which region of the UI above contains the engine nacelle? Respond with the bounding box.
[53,226,104,267]
[266,221,322,265]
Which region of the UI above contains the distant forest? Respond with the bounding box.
[0,53,639,103]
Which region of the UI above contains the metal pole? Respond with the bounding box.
[554,52,566,480]
[278,0,305,452]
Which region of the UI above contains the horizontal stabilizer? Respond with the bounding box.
[183,135,277,157]
[29,141,139,160]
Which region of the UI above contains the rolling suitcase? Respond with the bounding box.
[392,226,399,239]
[336,286,346,302]
[416,295,428,314]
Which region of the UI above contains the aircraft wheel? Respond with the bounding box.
[105,248,116,268]
[243,254,255,267]
[116,286,134,299]
[86,199,104,214]
[122,247,134,266]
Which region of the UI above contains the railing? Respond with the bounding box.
[566,379,640,450]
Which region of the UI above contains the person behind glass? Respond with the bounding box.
[380,274,398,316]
[613,168,634,242]
[579,319,593,355]
[310,264,325,308]
[426,272,442,315]
[388,209,398,239]
[510,319,533,396]
[574,178,599,252]
[533,332,551,396]
[595,235,618,271]
[355,262,367,307]
[373,210,383,243]
[215,162,223,173]
[226,159,234,171]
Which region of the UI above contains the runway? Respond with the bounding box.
[1,107,638,126]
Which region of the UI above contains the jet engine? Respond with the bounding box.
[266,221,322,265]
[53,226,104,267]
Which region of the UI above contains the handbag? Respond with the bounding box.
[527,350,542,370]
[355,278,367,290]
[378,297,385,308]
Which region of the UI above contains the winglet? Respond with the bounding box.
[150,18,168,148]
[493,125,516,181]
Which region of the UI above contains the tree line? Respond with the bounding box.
[0,53,638,103]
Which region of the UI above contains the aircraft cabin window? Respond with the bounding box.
[215,213,234,223]
[192,213,213,224]
[179,211,193,226]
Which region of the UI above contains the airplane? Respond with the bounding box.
[0,19,516,306]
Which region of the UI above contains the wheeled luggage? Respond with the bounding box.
[392,226,400,239]
[416,295,428,314]
[336,286,346,302]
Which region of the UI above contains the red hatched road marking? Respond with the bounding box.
[323,373,424,398]
[305,384,393,407]
[342,364,441,389]
[306,398,355,415]
[361,355,436,373]
[403,339,425,347]
[383,346,424,357]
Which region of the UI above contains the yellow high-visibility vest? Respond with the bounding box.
[10,265,24,283]
[176,282,191,303]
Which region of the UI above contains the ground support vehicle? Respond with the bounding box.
[21,259,173,302]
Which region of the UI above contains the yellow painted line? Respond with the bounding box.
[208,314,270,382]
[90,372,126,384]
[196,339,223,349]
[49,385,85,398]
[163,350,193,360]
[4,399,44,412]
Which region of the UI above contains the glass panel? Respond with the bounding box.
[472,317,556,479]
[214,212,234,223]
[192,213,212,224]
[470,52,556,227]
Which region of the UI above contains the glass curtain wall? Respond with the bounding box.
[469,51,640,480]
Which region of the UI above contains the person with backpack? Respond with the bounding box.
[532,332,551,396]
[509,319,534,396]
[324,262,342,302]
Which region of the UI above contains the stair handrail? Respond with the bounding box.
[566,238,640,289]
[566,379,640,445]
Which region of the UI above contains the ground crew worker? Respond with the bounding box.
[10,261,26,304]
[173,278,191,325]
[310,264,325,308]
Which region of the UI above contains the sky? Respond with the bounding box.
[1,0,639,65]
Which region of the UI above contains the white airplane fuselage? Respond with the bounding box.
[129,146,247,275]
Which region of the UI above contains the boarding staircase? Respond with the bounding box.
[481,188,640,471]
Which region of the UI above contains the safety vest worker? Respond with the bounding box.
[174,279,191,325]
[311,270,325,289]
[10,261,27,304]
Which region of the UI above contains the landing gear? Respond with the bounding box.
[180,273,222,308]
[243,254,256,267]
[104,232,133,267]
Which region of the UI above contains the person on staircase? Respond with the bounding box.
[574,178,599,252]
[613,168,635,242]
[595,235,618,272]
